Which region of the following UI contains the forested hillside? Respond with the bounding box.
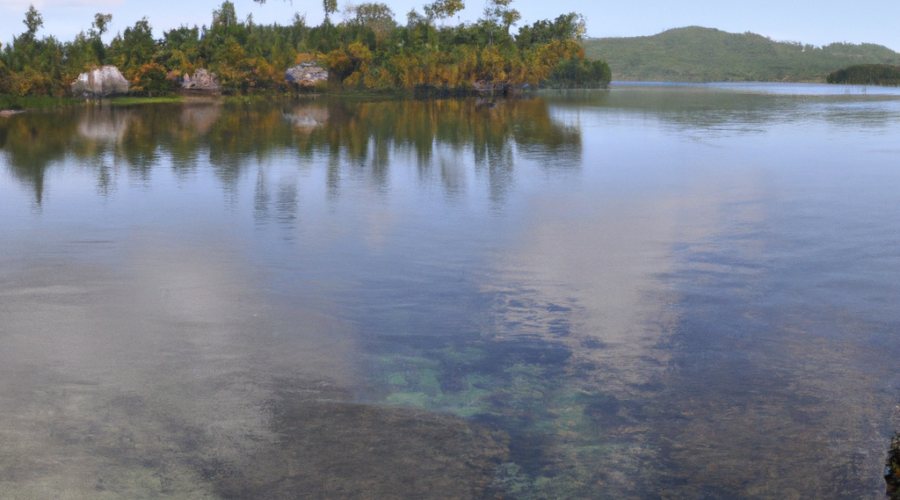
[584,26,900,82]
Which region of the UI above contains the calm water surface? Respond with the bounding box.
[2,84,900,499]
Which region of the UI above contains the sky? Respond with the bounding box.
[1,0,899,52]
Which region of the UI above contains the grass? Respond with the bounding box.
[0,94,187,111]
[107,95,185,105]
[0,95,79,111]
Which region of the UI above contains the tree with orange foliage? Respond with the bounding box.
[131,61,168,96]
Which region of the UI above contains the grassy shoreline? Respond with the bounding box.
[0,86,557,112]
[0,95,81,111]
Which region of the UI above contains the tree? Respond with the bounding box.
[483,0,519,33]
[110,18,157,75]
[132,62,169,96]
[22,5,43,41]
[88,13,112,63]
[424,0,464,25]
[91,13,112,37]
[323,0,338,22]
[213,1,238,28]
[323,41,371,85]
[516,13,585,50]
[344,2,396,38]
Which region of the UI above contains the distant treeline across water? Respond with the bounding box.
[826,64,900,86]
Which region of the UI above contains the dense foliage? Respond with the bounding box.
[585,26,900,82]
[826,64,900,86]
[0,1,609,98]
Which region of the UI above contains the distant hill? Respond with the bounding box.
[584,26,900,82]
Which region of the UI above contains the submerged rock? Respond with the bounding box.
[887,433,900,499]
[204,390,510,500]
[70,66,130,98]
[285,62,328,87]
[182,69,221,92]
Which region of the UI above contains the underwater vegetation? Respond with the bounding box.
[369,337,659,499]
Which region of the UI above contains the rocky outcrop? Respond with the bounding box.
[285,63,328,87]
[71,66,130,98]
[182,69,220,92]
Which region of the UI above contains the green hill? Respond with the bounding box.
[583,26,900,82]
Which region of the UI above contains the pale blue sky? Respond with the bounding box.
[1,0,898,51]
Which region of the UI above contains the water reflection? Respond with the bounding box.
[0,98,580,207]
[548,87,900,137]
[3,88,900,499]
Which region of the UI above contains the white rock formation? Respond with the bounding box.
[285,62,328,87]
[71,66,130,98]
[182,69,221,92]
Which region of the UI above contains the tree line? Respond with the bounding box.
[0,0,610,97]
[826,64,900,86]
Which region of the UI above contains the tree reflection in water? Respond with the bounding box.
[0,97,581,209]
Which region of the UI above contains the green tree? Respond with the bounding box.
[344,3,396,39]
[323,0,338,23]
[22,5,43,41]
[91,13,112,36]
[516,13,585,50]
[483,0,519,33]
[88,13,112,63]
[213,1,238,28]
[424,0,465,25]
[110,18,157,75]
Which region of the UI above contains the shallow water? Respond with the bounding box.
[2,86,900,499]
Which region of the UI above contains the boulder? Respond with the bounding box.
[285,62,328,87]
[182,69,221,92]
[71,66,130,98]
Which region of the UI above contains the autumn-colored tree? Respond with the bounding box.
[323,41,372,87]
[132,61,169,96]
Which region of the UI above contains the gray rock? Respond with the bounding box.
[285,63,328,87]
[182,69,221,92]
[70,66,130,98]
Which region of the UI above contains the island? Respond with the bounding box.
[0,0,611,108]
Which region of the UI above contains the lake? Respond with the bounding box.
[2,83,900,499]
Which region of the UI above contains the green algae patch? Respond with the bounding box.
[367,339,664,500]
[385,391,430,408]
